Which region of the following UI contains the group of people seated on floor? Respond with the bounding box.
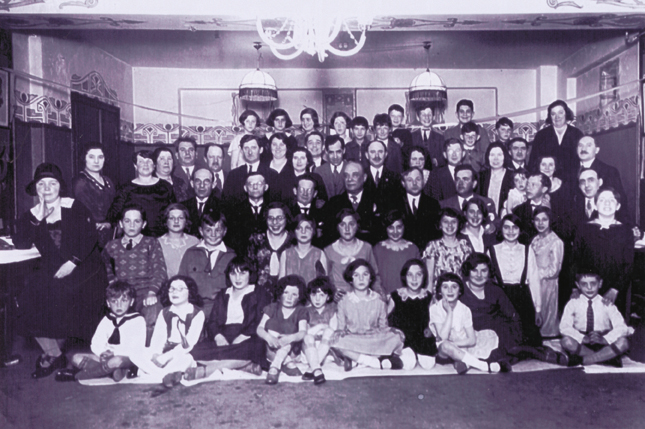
[11,98,638,389]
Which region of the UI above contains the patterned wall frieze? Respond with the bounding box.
[14,91,71,128]
[576,95,640,135]
[70,71,119,105]
[120,119,134,142]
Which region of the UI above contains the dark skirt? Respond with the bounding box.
[190,324,267,367]
[501,283,542,347]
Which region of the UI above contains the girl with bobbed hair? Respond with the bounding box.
[329,111,352,143]
[266,108,298,154]
[229,109,267,170]
[295,107,320,148]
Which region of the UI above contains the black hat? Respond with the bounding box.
[26,163,66,196]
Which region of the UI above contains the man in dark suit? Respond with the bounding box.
[410,103,445,169]
[305,131,326,169]
[315,135,346,198]
[512,173,551,241]
[288,174,326,246]
[173,136,208,185]
[424,138,463,201]
[508,137,528,171]
[441,164,497,220]
[225,172,270,255]
[371,114,404,174]
[392,167,441,250]
[180,167,221,237]
[204,143,227,200]
[364,140,405,212]
[322,161,379,246]
[221,135,278,208]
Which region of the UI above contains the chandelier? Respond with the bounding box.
[256,10,372,62]
[239,43,278,102]
[409,42,448,117]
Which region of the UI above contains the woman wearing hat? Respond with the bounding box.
[13,163,107,378]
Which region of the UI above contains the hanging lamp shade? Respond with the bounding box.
[239,69,278,102]
[408,70,447,105]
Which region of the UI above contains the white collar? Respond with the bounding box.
[196,241,228,253]
[332,161,344,173]
[581,159,594,169]
[122,234,144,247]
[225,284,255,296]
[246,161,260,172]
[249,198,264,207]
[196,196,208,204]
[512,160,525,169]
[298,202,311,209]
[370,165,384,178]
[348,190,363,202]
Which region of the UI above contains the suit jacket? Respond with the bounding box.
[512,201,542,242]
[178,244,237,301]
[173,159,209,187]
[221,164,279,208]
[478,168,515,216]
[393,193,442,250]
[587,159,629,221]
[528,125,584,178]
[181,194,222,237]
[322,189,380,246]
[225,199,269,255]
[315,162,346,199]
[210,170,228,201]
[425,165,456,201]
[365,167,405,216]
[441,194,498,223]
[360,137,404,174]
[443,123,491,155]
[344,139,363,163]
[410,128,446,169]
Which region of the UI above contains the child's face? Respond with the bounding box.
[406,265,425,292]
[281,285,300,308]
[576,276,602,299]
[461,131,478,148]
[497,124,512,142]
[168,280,190,305]
[309,289,328,309]
[465,203,483,228]
[502,220,520,243]
[107,294,134,318]
[338,215,358,241]
[351,265,371,291]
[201,221,226,247]
[468,263,490,287]
[243,115,257,133]
[439,215,459,237]
[230,268,250,290]
[352,125,367,140]
[533,212,550,234]
[386,219,405,242]
[295,220,315,244]
[166,209,187,234]
[513,174,528,192]
[120,210,146,238]
[440,281,461,303]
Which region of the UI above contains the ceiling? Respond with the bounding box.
[20,28,626,70]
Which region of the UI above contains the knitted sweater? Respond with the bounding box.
[102,236,168,294]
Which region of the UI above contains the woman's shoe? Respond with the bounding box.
[265,367,280,385]
[301,372,315,381]
[343,357,353,372]
[32,354,67,379]
[313,369,326,385]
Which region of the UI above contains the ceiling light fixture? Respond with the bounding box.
[239,42,278,102]
[408,41,448,118]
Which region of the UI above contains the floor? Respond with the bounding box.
[2,324,645,429]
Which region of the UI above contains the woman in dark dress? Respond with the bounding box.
[573,187,635,315]
[152,146,192,203]
[278,147,328,204]
[528,99,584,179]
[107,150,175,237]
[72,144,116,248]
[13,163,107,378]
[189,257,271,377]
[459,252,522,362]
[478,142,514,216]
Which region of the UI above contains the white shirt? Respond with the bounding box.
[331,161,344,175]
[214,170,225,188]
[183,165,195,178]
[448,165,456,181]
[196,197,208,213]
[91,314,146,358]
[196,241,228,270]
[512,161,525,170]
[313,157,322,168]
[491,242,541,312]
[348,190,363,205]
[370,166,384,182]
[225,285,256,325]
[580,159,594,169]
[560,294,633,345]
[457,195,473,211]
[407,194,420,213]
[246,161,260,173]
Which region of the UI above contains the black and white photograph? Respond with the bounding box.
[1,1,645,427]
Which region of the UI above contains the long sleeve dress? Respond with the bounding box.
[72,171,116,247]
[324,239,383,295]
[330,290,404,356]
[373,240,419,296]
[12,198,107,341]
[530,231,564,337]
[388,289,437,357]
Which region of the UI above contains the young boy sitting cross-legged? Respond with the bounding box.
[559,271,633,367]
[56,281,146,382]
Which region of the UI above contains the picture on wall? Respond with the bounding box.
[322,89,356,132]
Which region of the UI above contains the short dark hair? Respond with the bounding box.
[438,207,465,231]
[306,276,335,304]
[388,104,405,115]
[330,111,352,129]
[456,99,474,112]
[575,271,602,282]
[343,258,376,289]
[240,134,260,149]
[291,147,315,171]
[325,134,345,150]
[545,100,575,125]
[512,167,529,181]
[460,121,479,135]
[508,137,528,150]
[80,143,106,166]
[530,172,552,193]
[454,164,477,180]
[174,137,197,151]
[291,213,315,232]
[267,108,292,128]
[501,213,523,232]
[263,201,292,226]
[495,117,514,130]
[274,275,307,304]
[159,275,203,308]
[300,108,320,127]
[106,280,137,302]
[532,206,553,222]
[350,116,369,129]
[200,211,227,230]
[239,109,261,126]
[462,197,490,226]
[225,257,257,288]
[152,147,174,166]
[120,203,146,222]
[373,113,392,128]
[382,209,405,229]
[400,259,428,290]
[305,131,325,146]
[435,272,465,300]
[132,150,154,165]
[408,145,428,163]
[204,143,225,158]
[163,203,191,232]
[443,138,463,153]
[335,208,360,228]
[595,186,622,205]
[461,252,492,280]
[294,173,317,189]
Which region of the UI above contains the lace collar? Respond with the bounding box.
[379,240,414,251]
[396,288,430,301]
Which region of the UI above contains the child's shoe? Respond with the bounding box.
[454,361,469,375]
[281,363,302,377]
[162,371,183,388]
[265,367,280,385]
[313,369,326,385]
[379,355,404,370]
[126,365,139,379]
[55,368,80,382]
[600,356,623,368]
[301,372,315,381]
[112,368,128,382]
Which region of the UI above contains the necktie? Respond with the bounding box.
[586,199,593,218]
[215,174,222,191]
[198,202,204,214]
[107,313,140,345]
[412,198,418,215]
[350,195,359,210]
[302,207,309,215]
[252,205,260,218]
[333,166,338,175]
[126,239,133,251]
[586,299,594,333]
[374,171,380,187]
[248,164,252,174]
[184,167,190,177]
[423,130,429,143]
